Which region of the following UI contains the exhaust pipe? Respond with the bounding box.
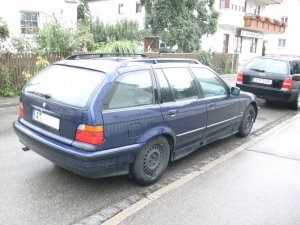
[22,146,30,151]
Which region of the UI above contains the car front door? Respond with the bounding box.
[191,67,240,141]
[154,67,207,151]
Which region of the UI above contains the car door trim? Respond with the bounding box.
[207,115,242,128]
[176,126,206,137]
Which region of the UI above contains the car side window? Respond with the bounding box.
[108,70,154,109]
[155,69,174,103]
[162,68,198,101]
[192,67,228,98]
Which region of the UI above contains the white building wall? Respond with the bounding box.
[264,0,300,57]
[88,0,145,28]
[0,0,78,36]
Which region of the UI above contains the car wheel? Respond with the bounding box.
[237,105,255,137]
[290,93,300,110]
[130,136,170,186]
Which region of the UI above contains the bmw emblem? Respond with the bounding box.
[43,102,47,108]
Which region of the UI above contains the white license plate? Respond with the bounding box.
[252,77,272,85]
[32,109,60,130]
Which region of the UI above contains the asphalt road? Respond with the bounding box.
[0,76,297,225]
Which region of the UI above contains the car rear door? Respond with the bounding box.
[154,66,207,149]
[191,67,240,140]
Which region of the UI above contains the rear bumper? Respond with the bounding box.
[237,84,298,102]
[13,120,141,178]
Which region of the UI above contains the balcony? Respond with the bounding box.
[244,15,286,33]
[256,0,282,5]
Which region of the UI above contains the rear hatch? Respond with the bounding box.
[242,58,290,89]
[20,65,106,143]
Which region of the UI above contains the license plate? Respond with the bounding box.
[32,109,60,130]
[252,77,272,85]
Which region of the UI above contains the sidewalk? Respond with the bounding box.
[0,96,19,108]
[112,114,300,225]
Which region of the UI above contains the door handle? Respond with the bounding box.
[208,103,216,110]
[168,109,178,116]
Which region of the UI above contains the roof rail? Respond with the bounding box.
[66,53,147,60]
[118,58,201,68]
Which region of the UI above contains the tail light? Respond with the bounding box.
[282,77,293,89]
[237,71,243,84]
[19,102,24,118]
[75,124,104,145]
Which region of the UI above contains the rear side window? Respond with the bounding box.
[291,61,300,74]
[108,70,153,109]
[24,65,105,108]
[245,58,289,75]
[192,68,228,97]
[162,68,198,101]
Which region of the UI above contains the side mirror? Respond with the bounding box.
[292,75,300,81]
[231,87,240,96]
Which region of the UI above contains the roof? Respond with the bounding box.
[258,55,300,62]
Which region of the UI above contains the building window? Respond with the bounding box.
[281,16,288,24]
[220,0,230,9]
[136,2,142,13]
[223,34,229,53]
[278,39,286,48]
[250,38,258,53]
[20,11,39,34]
[118,3,124,14]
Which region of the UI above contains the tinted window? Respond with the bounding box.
[291,61,300,74]
[245,58,289,75]
[108,70,153,109]
[192,68,228,97]
[155,69,174,103]
[24,65,105,108]
[162,68,198,101]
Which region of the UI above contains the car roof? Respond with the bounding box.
[256,56,300,62]
[54,53,201,72]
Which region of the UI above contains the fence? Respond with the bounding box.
[0,52,239,90]
[0,53,62,89]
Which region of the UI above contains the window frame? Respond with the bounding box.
[20,11,39,34]
[191,66,230,99]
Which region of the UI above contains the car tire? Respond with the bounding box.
[290,93,300,110]
[130,136,170,186]
[237,105,255,137]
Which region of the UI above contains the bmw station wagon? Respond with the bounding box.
[13,54,258,185]
[236,56,300,110]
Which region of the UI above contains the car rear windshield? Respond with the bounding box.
[24,65,105,108]
[245,58,289,75]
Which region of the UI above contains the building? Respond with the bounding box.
[0,0,79,36]
[264,0,300,57]
[201,0,285,67]
[88,0,145,29]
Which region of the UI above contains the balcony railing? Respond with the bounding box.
[244,15,286,33]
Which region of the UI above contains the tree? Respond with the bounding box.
[34,17,78,57]
[141,0,219,52]
[77,0,91,22]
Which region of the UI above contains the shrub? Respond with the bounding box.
[94,40,140,54]
[1,66,18,96]
[34,16,78,57]
[0,17,9,40]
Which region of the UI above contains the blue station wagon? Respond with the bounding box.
[13,54,258,185]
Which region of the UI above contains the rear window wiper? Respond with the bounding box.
[27,91,51,99]
[249,68,265,73]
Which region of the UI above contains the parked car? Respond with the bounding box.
[236,56,300,110]
[13,53,258,185]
